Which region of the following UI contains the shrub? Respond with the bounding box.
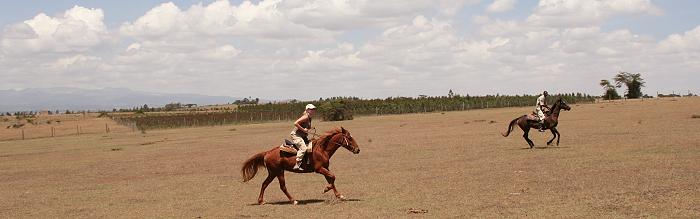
[319,99,354,121]
[603,89,622,100]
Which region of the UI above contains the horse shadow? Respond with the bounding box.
[516,146,570,150]
[257,198,362,206]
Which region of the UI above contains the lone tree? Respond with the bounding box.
[599,79,621,100]
[613,72,645,99]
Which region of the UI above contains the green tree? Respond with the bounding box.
[599,79,621,100]
[614,72,645,99]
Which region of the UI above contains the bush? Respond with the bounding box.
[97,112,110,118]
[319,99,354,121]
[603,89,622,100]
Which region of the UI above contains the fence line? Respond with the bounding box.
[112,97,595,131]
[1,123,124,141]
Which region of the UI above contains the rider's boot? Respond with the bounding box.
[538,121,546,132]
[293,159,304,171]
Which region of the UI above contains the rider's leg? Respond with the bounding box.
[537,108,546,132]
[291,134,307,170]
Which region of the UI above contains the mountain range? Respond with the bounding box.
[0,87,237,112]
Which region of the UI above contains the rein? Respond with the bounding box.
[309,132,352,150]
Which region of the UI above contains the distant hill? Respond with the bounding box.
[0,87,237,112]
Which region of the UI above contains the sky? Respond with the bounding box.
[1,0,699,100]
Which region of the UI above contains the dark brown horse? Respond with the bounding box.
[502,98,571,148]
[241,127,360,205]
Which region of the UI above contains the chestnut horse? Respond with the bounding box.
[241,127,360,205]
[501,98,571,148]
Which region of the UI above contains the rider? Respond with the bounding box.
[536,91,550,132]
[291,104,316,171]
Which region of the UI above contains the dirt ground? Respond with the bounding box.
[1,113,133,141]
[1,97,699,218]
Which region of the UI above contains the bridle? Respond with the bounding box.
[329,132,354,151]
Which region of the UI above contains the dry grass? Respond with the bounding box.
[1,97,699,218]
[0,113,133,141]
[692,114,700,119]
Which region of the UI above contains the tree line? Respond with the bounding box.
[238,92,596,121]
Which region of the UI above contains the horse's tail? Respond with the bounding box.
[501,116,522,137]
[241,152,266,182]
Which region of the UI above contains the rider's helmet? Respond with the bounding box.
[543,91,549,96]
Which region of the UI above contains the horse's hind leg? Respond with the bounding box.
[277,172,298,205]
[257,172,276,205]
[522,127,535,148]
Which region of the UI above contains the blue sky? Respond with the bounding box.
[3,1,699,39]
[0,0,699,99]
[0,0,217,26]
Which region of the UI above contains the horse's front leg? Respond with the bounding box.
[316,167,345,200]
[551,127,561,146]
[547,128,558,146]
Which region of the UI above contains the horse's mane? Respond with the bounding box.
[313,128,343,148]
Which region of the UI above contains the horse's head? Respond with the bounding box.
[556,98,571,111]
[336,127,360,154]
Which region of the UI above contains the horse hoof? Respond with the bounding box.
[259,201,266,205]
[292,200,299,205]
[338,195,346,200]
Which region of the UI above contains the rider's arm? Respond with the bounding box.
[294,115,309,133]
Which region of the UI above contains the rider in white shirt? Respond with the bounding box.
[535,91,550,132]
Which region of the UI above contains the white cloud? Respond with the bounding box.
[527,0,662,28]
[120,0,336,42]
[657,26,700,53]
[1,6,107,55]
[1,0,698,99]
[280,0,479,30]
[487,0,517,13]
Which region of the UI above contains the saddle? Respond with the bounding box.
[527,112,539,121]
[528,108,551,121]
[279,139,313,154]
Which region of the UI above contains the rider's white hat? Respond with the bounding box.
[305,104,316,110]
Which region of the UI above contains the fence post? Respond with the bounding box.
[22,129,25,140]
[76,125,80,135]
[51,127,55,137]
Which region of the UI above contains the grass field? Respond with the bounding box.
[1,97,699,218]
[0,113,133,141]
